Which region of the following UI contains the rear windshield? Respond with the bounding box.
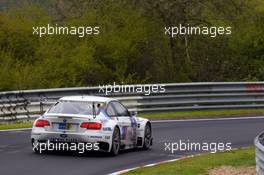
[47,100,105,115]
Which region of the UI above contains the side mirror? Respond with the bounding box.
[129,111,137,117]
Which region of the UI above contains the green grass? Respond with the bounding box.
[0,121,33,130]
[138,109,264,119]
[125,147,255,175]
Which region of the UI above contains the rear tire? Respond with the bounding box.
[110,127,120,156]
[142,123,152,150]
[32,139,41,154]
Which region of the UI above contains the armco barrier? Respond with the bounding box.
[1,82,264,120]
[255,132,264,175]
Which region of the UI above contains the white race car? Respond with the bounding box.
[31,96,152,156]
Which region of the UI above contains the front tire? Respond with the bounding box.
[110,127,120,156]
[142,123,152,150]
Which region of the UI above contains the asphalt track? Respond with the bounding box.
[0,117,264,175]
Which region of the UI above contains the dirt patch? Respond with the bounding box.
[208,166,255,175]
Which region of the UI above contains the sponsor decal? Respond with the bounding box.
[90,136,103,139]
[103,127,112,131]
[121,126,128,140]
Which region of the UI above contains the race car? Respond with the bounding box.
[31,96,152,156]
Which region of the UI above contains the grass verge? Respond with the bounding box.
[138,109,264,120]
[0,121,33,130]
[124,147,255,175]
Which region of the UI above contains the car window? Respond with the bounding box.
[112,101,129,117]
[47,101,102,115]
[106,103,116,117]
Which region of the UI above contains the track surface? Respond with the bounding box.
[0,117,263,175]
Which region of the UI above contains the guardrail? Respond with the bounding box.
[1,82,264,121]
[255,132,264,175]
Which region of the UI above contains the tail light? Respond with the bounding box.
[35,119,50,127]
[80,122,102,130]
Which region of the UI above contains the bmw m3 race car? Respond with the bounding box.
[31,96,153,156]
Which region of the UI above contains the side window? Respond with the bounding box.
[106,103,116,117]
[112,101,130,117]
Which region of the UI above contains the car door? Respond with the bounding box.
[111,101,137,147]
